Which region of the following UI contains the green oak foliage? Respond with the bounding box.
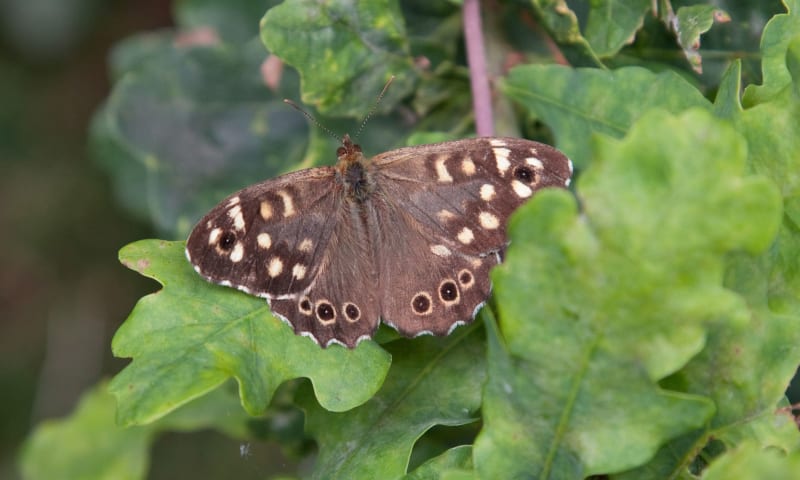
[260,0,417,116]
[673,5,731,72]
[501,65,709,168]
[404,445,473,480]
[20,382,252,480]
[474,109,782,479]
[91,34,308,237]
[301,326,485,479]
[702,442,800,479]
[22,1,800,479]
[110,240,390,425]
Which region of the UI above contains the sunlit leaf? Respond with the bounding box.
[110,240,391,426]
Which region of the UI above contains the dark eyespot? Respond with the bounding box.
[344,303,361,322]
[514,166,534,183]
[412,293,432,314]
[439,281,458,301]
[219,231,236,250]
[459,270,473,286]
[317,302,335,321]
[299,298,312,314]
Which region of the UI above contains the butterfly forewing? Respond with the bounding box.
[371,137,571,255]
[186,168,339,298]
[186,136,572,348]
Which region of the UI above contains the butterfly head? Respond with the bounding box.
[336,134,364,167]
[335,134,375,202]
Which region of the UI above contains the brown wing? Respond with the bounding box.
[267,200,381,348]
[371,137,572,257]
[369,137,572,337]
[186,167,340,299]
[371,196,497,337]
[186,167,381,348]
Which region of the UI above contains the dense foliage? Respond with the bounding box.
[21,1,800,478]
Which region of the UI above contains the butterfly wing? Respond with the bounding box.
[371,199,497,336]
[186,136,571,347]
[186,167,381,348]
[369,137,572,336]
[267,201,382,348]
[186,168,339,298]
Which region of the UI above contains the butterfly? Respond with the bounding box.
[186,134,572,348]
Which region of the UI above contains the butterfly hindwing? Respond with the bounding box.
[268,201,382,347]
[372,197,496,337]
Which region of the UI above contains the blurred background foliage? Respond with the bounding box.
[0,0,295,477]
[1,0,797,479]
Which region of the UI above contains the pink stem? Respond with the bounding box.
[463,0,494,136]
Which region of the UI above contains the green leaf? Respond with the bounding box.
[91,35,307,238]
[501,65,709,168]
[301,325,485,479]
[672,5,731,73]
[702,442,800,479]
[174,0,278,44]
[474,109,781,478]
[19,381,251,480]
[260,0,417,117]
[740,38,800,229]
[527,0,603,67]
[712,59,743,118]
[405,445,473,480]
[583,0,651,58]
[743,1,800,106]
[617,22,800,480]
[110,240,391,426]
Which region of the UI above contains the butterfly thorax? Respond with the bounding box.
[335,134,374,202]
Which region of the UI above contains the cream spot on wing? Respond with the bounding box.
[435,155,453,183]
[298,238,313,252]
[461,158,476,176]
[512,180,533,198]
[277,190,295,217]
[490,139,506,147]
[228,204,245,231]
[268,257,283,277]
[526,156,544,169]
[227,196,240,207]
[480,184,495,201]
[494,148,511,174]
[260,201,273,221]
[437,209,456,222]
[257,233,272,249]
[458,227,474,244]
[208,227,222,245]
[292,264,307,280]
[479,211,500,229]
[566,158,574,187]
[230,242,244,262]
[430,244,452,257]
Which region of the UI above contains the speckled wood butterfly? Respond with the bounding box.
[186,134,572,348]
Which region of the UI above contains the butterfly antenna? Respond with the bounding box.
[354,76,394,140]
[283,99,341,143]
